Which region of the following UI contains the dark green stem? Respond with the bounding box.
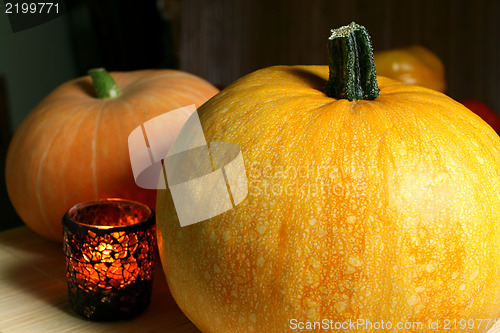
[88,68,121,99]
[325,22,379,101]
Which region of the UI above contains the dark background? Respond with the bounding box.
[1,0,499,231]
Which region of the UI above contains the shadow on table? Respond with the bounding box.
[0,228,76,319]
[0,227,200,331]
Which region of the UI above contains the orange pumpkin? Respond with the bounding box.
[6,68,218,241]
[157,23,500,332]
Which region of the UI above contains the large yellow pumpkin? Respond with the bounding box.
[157,23,500,332]
[6,69,218,241]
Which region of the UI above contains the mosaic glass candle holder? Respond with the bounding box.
[63,198,156,320]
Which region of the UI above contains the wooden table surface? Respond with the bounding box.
[3,226,500,333]
[0,226,201,333]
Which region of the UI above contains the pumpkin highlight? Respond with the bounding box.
[157,23,500,332]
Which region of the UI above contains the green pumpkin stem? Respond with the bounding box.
[325,22,379,101]
[88,68,121,99]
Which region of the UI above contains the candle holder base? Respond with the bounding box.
[68,278,153,320]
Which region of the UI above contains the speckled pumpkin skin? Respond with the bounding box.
[157,65,500,333]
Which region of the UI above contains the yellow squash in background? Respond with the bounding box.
[374,45,446,92]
